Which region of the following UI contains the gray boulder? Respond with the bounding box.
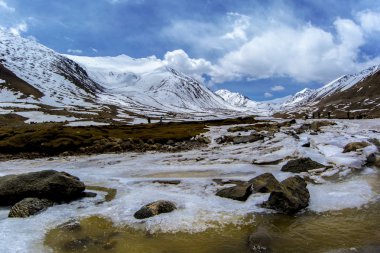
[249,173,281,193]
[0,170,85,206]
[8,198,53,218]
[216,183,252,201]
[262,176,310,214]
[281,158,325,173]
[134,200,177,219]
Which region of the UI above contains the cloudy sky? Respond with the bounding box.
[1,0,380,100]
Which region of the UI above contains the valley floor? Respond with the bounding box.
[0,119,379,253]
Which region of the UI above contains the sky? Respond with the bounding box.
[1,0,380,101]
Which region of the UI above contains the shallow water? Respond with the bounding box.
[45,200,380,253]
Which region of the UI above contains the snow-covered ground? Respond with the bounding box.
[0,119,379,252]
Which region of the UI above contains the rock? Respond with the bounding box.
[0,170,85,206]
[152,180,181,185]
[281,157,325,173]
[8,198,53,218]
[249,173,281,193]
[252,159,283,165]
[248,227,273,253]
[302,142,311,147]
[216,183,252,201]
[166,139,175,145]
[262,176,310,214]
[310,121,336,132]
[134,200,177,219]
[343,141,370,153]
[232,134,264,145]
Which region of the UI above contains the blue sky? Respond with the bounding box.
[1,0,380,100]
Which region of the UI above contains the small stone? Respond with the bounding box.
[343,142,370,153]
[134,200,176,219]
[9,198,53,218]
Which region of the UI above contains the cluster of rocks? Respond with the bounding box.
[216,133,265,145]
[215,171,310,215]
[0,170,91,218]
[295,120,336,134]
[75,137,209,155]
[218,120,298,145]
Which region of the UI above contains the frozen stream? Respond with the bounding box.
[0,119,379,252]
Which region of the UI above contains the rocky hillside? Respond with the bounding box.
[278,65,380,118]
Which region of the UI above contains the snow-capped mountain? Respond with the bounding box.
[281,65,380,110]
[215,89,275,116]
[66,55,234,113]
[0,29,239,124]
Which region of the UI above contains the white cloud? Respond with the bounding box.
[91,47,98,53]
[0,0,14,12]
[357,10,380,33]
[67,49,83,54]
[264,92,273,98]
[163,49,213,83]
[161,9,380,86]
[271,85,285,92]
[9,22,28,36]
[222,12,250,41]
[214,15,378,84]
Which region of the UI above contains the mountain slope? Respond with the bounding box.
[276,65,380,118]
[0,28,102,108]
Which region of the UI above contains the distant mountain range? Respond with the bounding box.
[0,28,379,124]
[216,65,380,118]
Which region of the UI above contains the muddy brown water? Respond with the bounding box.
[45,201,380,253]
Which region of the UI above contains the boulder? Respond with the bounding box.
[281,158,325,173]
[262,176,310,214]
[216,183,252,201]
[343,141,370,153]
[0,170,85,206]
[8,198,53,218]
[248,227,273,253]
[232,134,264,145]
[134,200,177,219]
[248,173,281,193]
